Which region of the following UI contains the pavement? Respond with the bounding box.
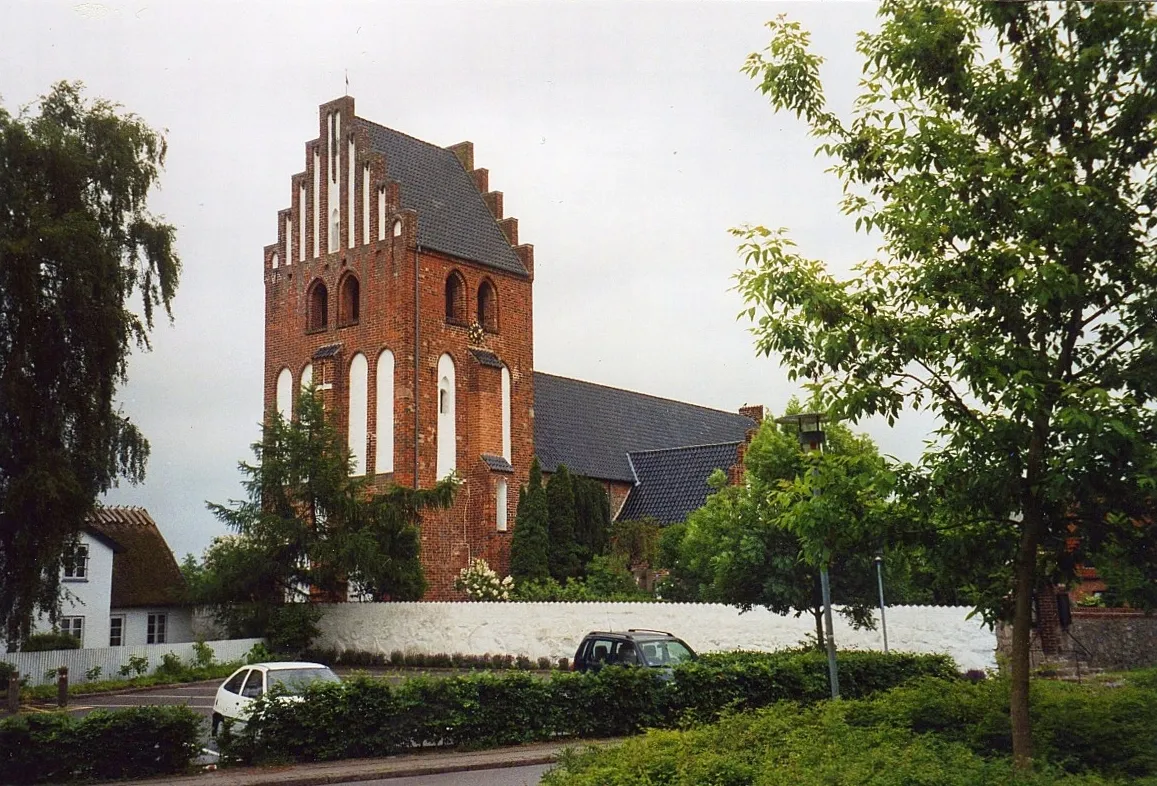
[125,740,618,786]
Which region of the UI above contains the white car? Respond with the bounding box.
[211,661,340,736]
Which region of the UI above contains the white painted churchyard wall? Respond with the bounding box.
[316,603,996,672]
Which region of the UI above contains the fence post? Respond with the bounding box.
[56,666,68,707]
[6,672,18,714]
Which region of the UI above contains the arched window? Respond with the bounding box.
[301,362,313,391]
[276,368,293,420]
[445,270,467,325]
[307,280,328,331]
[478,279,498,333]
[329,208,340,253]
[375,349,395,474]
[271,252,279,270]
[436,353,456,478]
[348,353,368,476]
[338,274,360,326]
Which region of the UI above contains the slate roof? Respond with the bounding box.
[470,348,504,368]
[618,442,741,524]
[356,118,528,277]
[532,372,755,483]
[313,343,342,359]
[86,507,186,609]
[481,454,514,473]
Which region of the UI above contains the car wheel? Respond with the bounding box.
[211,712,222,737]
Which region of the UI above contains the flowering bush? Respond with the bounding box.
[454,558,513,601]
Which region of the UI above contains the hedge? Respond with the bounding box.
[222,649,956,765]
[0,706,202,784]
[543,676,1157,785]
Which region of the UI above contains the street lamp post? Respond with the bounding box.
[775,412,840,700]
[875,554,889,654]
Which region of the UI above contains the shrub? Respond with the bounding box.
[155,652,184,679]
[246,641,273,664]
[192,640,215,668]
[84,666,102,681]
[0,706,201,783]
[454,557,513,601]
[390,650,404,667]
[265,604,321,654]
[21,632,80,652]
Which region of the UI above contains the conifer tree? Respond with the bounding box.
[546,464,582,580]
[573,475,612,568]
[509,458,550,582]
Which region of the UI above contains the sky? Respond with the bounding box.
[2,1,941,560]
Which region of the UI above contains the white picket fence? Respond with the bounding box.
[2,638,263,687]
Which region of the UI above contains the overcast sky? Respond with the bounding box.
[3,1,941,560]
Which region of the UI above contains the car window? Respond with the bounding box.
[614,642,641,665]
[642,640,695,666]
[589,639,616,665]
[267,667,340,695]
[240,669,265,699]
[222,669,248,694]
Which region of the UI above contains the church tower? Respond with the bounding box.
[262,96,535,598]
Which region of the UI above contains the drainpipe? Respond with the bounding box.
[414,242,421,488]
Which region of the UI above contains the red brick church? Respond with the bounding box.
[263,96,759,599]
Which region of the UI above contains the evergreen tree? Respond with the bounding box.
[0,82,181,646]
[572,475,612,567]
[546,464,582,580]
[509,458,550,582]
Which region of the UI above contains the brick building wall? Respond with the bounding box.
[263,97,534,599]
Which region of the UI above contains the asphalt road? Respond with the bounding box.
[59,680,219,719]
[341,764,554,785]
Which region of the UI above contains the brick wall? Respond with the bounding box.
[264,97,533,600]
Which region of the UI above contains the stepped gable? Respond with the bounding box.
[618,442,743,524]
[86,506,186,608]
[354,118,528,276]
[533,372,755,483]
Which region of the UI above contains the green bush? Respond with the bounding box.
[541,703,1115,786]
[0,706,201,783]
[21,632,80,652]
[221,649,949,766]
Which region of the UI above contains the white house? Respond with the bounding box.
[20,507,193,649]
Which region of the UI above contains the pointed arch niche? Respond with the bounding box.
[375,349,395,474]
[436,353,456,479]
[348,352,368,476]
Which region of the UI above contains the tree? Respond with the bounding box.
[676,410,905,649]
[545,464,582,580]
[0,82,181,647]
[203,391,454,641]
[509,457,550,582]
[572,474,612,567]
[736,3,1157,765]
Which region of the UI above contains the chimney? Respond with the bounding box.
[739,404,765,424]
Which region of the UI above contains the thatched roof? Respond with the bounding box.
[86,507,186,608]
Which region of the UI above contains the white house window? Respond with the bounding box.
[147,613,167,644]
[109,615,125,647]
[61,616,84,647]
[63,544,88,581]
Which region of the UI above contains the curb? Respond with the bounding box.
[127,740,618,786]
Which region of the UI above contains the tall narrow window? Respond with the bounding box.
[445,271,466,324]
[61,617,84,647]
[338,274,360,325]
[501,366,511,461]
[307,280,328,331]
[285,215,293,266]
[375,349,395,474]
[496,478,508,532]
[436,353,456,478]
[329,208,340,253]
[276,368,293,420]
[301,363,313,391]
[478,280,498,332]
[109,615,124,647]
[63,543,89,580]
[147,613,167,645]
[348,353,368,476]
[271,252,279,270]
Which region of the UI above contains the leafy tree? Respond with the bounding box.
[0,82,181,647]
[545,464,582,581]
[509,457,550,582]
[572,474,612,567]
[608,518,662,572]
[736,3,1157,765]
[677,411,903,649]
[202,391,454,641]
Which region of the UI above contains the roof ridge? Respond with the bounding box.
[535,371,752,420]
[628,440,743,457]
